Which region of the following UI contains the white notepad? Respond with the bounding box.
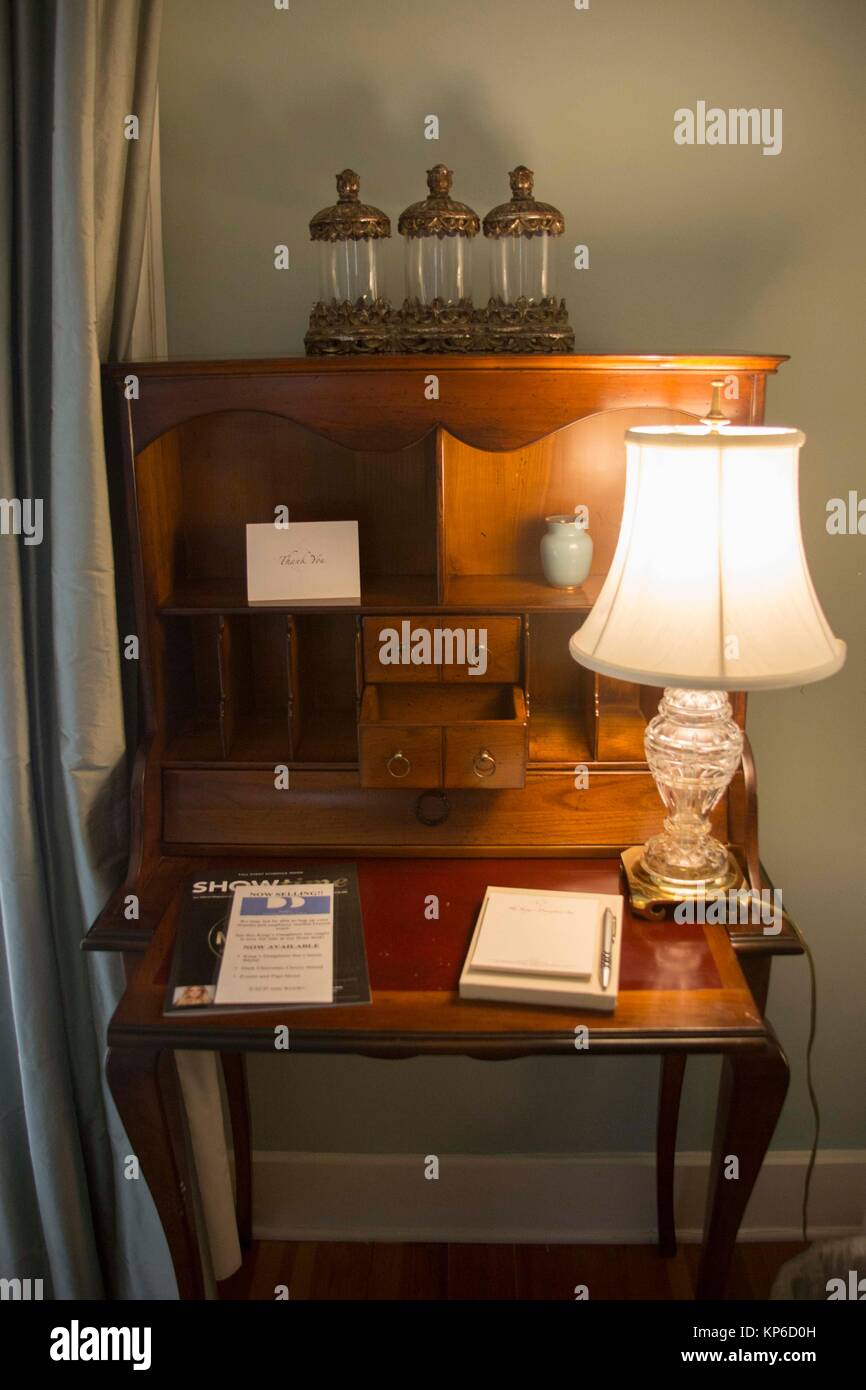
[459,885,624,1011]
[470,887,598,978]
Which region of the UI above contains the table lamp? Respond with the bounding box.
[569,384,846,910]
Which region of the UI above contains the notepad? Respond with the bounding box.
[470,887,599,978]
[459,885,624,1011]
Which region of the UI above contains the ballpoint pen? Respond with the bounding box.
[600,908,616,990]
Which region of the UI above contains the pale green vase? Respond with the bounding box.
[540,514,593,590]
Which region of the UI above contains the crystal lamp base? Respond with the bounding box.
[637,687,744,900]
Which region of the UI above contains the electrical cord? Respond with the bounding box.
[759,871,820,1247]
[786,911,819,1246]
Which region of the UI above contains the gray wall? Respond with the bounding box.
[159,0,865,1155]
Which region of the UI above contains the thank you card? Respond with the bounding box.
[246,519,361,604]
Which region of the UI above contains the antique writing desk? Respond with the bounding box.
[89,355,802,1299]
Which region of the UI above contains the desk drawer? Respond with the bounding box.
[358,724,442,789]
[358,683,526,791]
[362,615,521,683]
[448,616,521,683]
[363,618,439,683]
[444,723,526,789]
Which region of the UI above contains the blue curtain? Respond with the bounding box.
[0,0,175,1298]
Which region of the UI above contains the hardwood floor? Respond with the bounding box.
[219,1240,806,1301]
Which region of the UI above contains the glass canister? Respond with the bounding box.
[395,165,480,352]
[482,166,574,352]
[305,169,392,354]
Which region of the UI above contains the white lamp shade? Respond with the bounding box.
[569,425,846,691]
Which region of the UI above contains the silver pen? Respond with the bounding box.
[600,909,616,990]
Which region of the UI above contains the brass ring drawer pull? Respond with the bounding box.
[473,748,497,779]
[387,750,411,779]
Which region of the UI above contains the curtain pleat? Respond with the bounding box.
[0,0,219,1299]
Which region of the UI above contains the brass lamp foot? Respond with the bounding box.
[622,844,745,921]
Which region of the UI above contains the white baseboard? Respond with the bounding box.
[250,1149,866,1245]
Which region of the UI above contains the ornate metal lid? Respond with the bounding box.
[309,170,390,242]
[398,165,480,239]
[483,166,565,238]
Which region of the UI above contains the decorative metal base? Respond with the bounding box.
[391,297,480,353]
[622,844,745,921]
[478,296,575,354]
[305,298,393,356]
[305,295,575,356]
[304,293,575,353]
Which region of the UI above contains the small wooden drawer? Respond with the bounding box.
[447,616,521,684]
[363,618,439,683]
[362,615,521,683]
[358,683,526,791]
[444,722,526,789]
[358,724,442,789]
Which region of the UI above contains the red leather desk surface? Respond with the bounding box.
[356,859,720,993]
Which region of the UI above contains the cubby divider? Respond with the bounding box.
[216,615,230,758]
[161,610,360,765]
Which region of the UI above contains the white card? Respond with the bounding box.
[214,884,334,1005]
[246,520,361,605]
[469,887,600,978]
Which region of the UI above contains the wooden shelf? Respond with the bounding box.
[160,573,603,615]
[160,575,438,615]
[442,573,603,611]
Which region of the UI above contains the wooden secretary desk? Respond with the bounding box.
[88,354,803,1300]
